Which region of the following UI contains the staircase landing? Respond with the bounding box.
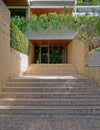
[24,64,77,76]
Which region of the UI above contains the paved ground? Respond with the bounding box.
[0,114,100,130]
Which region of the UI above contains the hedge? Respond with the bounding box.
[10,22,30,55]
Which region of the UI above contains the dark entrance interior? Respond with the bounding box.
[35,45,67,64]
[41,46,48,63]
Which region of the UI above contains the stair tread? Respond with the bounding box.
[0,105,100,109]
[0,98,100,101]
[4,85,100,89]
[1,91,100,94]
[10,81,94,83]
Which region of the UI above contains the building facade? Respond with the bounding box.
[3,0,79,64]
[1,0,100,83]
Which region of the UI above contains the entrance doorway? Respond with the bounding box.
[35,45,67,64]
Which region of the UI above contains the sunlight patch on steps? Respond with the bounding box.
[13,75,77,79]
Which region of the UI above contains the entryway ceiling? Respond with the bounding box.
[31,8,73,16]
[30,40,72,45]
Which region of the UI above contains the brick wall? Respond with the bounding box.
[0,0,29,90]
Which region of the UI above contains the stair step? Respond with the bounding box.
[0,71,100,115]
[0,92,100,98]
[10,78,95,83]
[10,78,66,82]
[3,87,100,92]
[7,82,64,87]
[0,105,100,115]
[0,98,100,106]
[7,82,97,87]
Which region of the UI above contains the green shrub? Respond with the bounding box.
[11,16,28,33]
[39,14,49,30]
[95,47,100,52]
[11,14,100,41]
[77,0,100,5]
[48,12,61,30]
[10,22,30,55]
[29,14,38,31]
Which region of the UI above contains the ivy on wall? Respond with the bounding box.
[10,22,30,55]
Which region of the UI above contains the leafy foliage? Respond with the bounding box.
[48,12,61,29]
[11,13,100,41]
[10,22,30,55]
[77,15,100,41]
[11,16,28,33]
[30,14,38,31]
[39,14,49,30]
[77,0,100,5]
[95,47,100,52]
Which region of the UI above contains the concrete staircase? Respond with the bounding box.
[0,75,100,115]
[24,64,77,75]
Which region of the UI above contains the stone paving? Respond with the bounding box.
[0,114,100,130]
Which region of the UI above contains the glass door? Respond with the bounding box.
[41,46,49,63]
[35,45,66,64]
[49,46,65,63]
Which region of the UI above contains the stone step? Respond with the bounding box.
[25,72,77,75]
[0,105,100,115]
[10,76,95,83]
[1,72,100,116]
[0,92,100,99]
[3,87,100,92]
[10,78,66,82]
[7,82,97,87]
[7,82,65,87]
[0,98,100,106]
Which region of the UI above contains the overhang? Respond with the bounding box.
[30,0,75,8]
[25,27,78,40]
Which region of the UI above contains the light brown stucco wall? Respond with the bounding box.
[68,36,100,84]
[29,42,34,64]
[68,39,85,74]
